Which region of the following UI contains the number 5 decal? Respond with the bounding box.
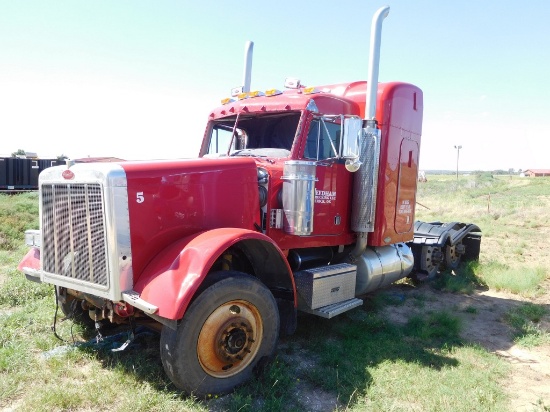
[136,192,144,204]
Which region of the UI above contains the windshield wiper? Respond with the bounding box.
[230,149,266,157]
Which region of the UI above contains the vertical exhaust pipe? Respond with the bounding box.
[365,6,390,122]
[351,6,390,258]
[242,41,254,93]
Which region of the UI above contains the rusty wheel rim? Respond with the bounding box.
[421,246,438,276]
[197,300,263,378]
[446,244,460,268]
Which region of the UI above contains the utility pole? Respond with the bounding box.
[454,145,462,180]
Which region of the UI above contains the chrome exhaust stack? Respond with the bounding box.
[351,5,389,258]
[242,41,254,93]
[365,6,390,123]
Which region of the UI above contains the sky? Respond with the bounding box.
[1,0,549,171]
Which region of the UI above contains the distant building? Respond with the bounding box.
[523,169,550,177]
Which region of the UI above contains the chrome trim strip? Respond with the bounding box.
[122,291,158,314]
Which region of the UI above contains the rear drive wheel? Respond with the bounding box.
[420,246,442,279]
[160,271,280,396]
[445,242,463,269]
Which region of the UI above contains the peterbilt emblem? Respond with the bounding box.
[62,169,75,180]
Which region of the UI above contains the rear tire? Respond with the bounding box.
[160,271,279,396]
[445,243,462,269]
[420,246,441,279]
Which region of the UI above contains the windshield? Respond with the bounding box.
[205,112,300,158]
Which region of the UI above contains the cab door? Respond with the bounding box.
[303,117,352,236]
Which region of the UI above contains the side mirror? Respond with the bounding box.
[342,118,363,172]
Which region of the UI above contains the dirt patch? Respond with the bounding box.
[498,344,550,411]
[377,284,550,411]
[277,346,344,412]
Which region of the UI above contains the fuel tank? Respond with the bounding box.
[349,243,414,295]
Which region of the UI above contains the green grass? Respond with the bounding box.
[0,263,51,306]
[0,192,39,251]
[349,345,508,412]
[0,297,207,411]
[222,359,296,412]
[503,303,550,348]
[431,260,547,298]
[464,306,478,314]
[2,175,550,412]
[477,261,547,297]
[416,175,550,276]
[282,308,508,411]
[432,261,488,294]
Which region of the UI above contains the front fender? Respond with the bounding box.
[134,228,294,320]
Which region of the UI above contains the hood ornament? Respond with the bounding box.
[63,159,75,180]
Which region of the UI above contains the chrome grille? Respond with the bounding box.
[42,184,109,287]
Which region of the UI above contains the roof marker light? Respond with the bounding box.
[248,90,265,98]
[303,87,319,95]
[237,92,249,100]
[265,89,282,97]
[221,97,235,105]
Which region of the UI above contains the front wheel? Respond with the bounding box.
[160,271,280,396]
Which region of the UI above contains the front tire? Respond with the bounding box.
[160,271,280,396]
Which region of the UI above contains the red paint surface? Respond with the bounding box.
[120,157,261,283]
[205,81,423,247]
[371,83,423,245]
[17,247,40,271]
[20,80,423,322]
[318,81,423,245]
[134,228,294,320]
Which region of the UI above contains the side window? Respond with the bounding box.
[207,126,246,155]
[320,123,341,159]
[304,118,341,160]
[305,120,320,159]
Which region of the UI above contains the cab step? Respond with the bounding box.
[301,298,363,319]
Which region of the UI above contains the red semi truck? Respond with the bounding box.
[18,7,480,396]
